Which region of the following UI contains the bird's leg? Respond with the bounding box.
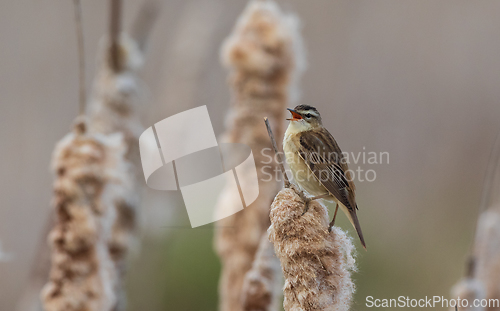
[289,184,311,215]
[301,193,330,216]
[328,204,339,232]
[300,196,312,216]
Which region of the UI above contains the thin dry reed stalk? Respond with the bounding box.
[41,117,127,311]
[18,3,89,310]
[214,1,304,310]
[269,188,356,311]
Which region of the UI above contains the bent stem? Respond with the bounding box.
[264,117,290,188]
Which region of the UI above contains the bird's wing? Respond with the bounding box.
[296,128,357,211]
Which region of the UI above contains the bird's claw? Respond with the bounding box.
[290,184,311,216]
[328,220,334,232]
[301,200,311,216]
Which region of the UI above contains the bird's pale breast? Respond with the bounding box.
[283,132,328,197]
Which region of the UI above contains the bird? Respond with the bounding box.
[282,104,366,249]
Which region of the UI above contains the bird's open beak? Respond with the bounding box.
[287,108,302,121]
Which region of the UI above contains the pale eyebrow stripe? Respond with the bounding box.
[303,111,319,117]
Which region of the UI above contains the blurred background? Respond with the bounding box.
[2,0,500,310]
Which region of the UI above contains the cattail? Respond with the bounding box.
[450,276,486,311]
[41,117,127,311]
[88,32,144,169]
[269,188,356,311]
[87,3,158,302]
[470,209,500,311]
[86,33,145,310]
[241,234,283,311]
[88,32,143,261]
[450,134,500,311]
[40,2,153,310]
[214,1,304,310]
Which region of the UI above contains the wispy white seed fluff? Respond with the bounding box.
[450,276,486,311]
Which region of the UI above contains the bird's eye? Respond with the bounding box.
[305,113,312,118]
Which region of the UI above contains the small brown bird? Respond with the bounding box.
[283,104,366,249]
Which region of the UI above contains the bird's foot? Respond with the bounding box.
[289,184,310,213]
[290,184,330,216]
[289,184,305,198]
[301,197,312,216]
[300,193,330,216]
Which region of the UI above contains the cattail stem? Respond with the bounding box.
[130,1,159,53]
[264,117,290,188]
[73,0,86,115]
[263,117,311,204]
[109,0,122,72]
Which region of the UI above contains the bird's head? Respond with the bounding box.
[287,105,322,130]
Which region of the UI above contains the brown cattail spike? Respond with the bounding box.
[269,188,356,310]
[214,1,305,310]
[41,118,127,311]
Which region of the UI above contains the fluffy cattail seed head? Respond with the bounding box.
[269,188,356,311]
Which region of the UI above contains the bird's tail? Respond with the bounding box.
[340,204,366,249]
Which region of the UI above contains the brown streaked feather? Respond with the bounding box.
[297,128,356,211]
[296,127,366,248]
